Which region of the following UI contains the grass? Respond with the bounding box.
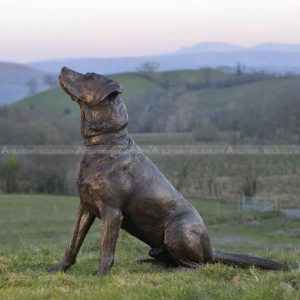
[14,88,78,116]
[0,194,299,299]
[133,132,196,145]
[179,77,300,113]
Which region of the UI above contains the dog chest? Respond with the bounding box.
[77,150,134,208]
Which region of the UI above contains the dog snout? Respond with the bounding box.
[61,66,68,72]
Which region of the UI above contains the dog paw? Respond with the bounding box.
[47,265,65,273]
[95,270,110,277]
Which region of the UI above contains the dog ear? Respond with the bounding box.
[91,80,123,106]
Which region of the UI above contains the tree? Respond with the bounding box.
[26,79,38,95]
[0,156,22,193]
[231,119,240,145]
[44,74,58,88]
[162,72,180,89]
[241,174,257,197]
[202,67,213,88]
[235,62,246,76]
[0,105,9,118]
[137,61,160,74]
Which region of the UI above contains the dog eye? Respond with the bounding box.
[107,92,119,102]
[101,98,110,104]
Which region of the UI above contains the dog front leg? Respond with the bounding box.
[48,204,95,272]
[96,205,123,276]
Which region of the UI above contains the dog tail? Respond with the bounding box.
[212,248,289,271]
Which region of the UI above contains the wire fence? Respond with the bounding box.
[240,196,281,212]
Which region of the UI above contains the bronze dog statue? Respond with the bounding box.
[48,67,289,276]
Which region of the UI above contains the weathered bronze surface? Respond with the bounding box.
[48,67,289,276]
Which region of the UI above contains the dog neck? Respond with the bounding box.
[83,128,130,146]
[80,96,129,146]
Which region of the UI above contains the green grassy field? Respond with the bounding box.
[0,194,299,299]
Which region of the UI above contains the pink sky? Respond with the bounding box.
[1,0,300,62]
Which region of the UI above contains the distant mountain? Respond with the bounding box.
[251,43,300,52]
[27,50,300,75]
[29,56,148,75]
[179,42,300,53]
[0,62,51,104]
[177,42,245,54]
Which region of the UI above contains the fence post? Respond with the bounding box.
[217,201,220,217]
[239,196,243,211]
[26,207,31,222]
[53,205,58,221]
[275,197,281,214]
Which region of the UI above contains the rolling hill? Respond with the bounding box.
[14,71,166,116]
[14,69,300,140]
[0,62,51,104]
[14,69,231,116]
[15,69,300,117]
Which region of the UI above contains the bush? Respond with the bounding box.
[193,123,219,142]
[0,156,22,193]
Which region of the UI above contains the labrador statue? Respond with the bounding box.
[48,67,289,276]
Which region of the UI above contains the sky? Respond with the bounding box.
[1,0,300,62]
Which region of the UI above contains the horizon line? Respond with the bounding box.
[2,40,300,64]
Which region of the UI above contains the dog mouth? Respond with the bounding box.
[59,67,69,91]
[59,75,75,100]
[59,67,82,101]
[59,74,66,90]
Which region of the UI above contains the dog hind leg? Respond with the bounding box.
[148,247,176,265]
[164,218,213,268]
[132,248,176,266]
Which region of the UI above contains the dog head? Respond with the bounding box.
[59,67,128,138]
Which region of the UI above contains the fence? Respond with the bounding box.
[240,196,281,212]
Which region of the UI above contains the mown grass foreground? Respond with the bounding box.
[0,194,299,299]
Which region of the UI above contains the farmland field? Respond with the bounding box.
[0,194,299,299]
